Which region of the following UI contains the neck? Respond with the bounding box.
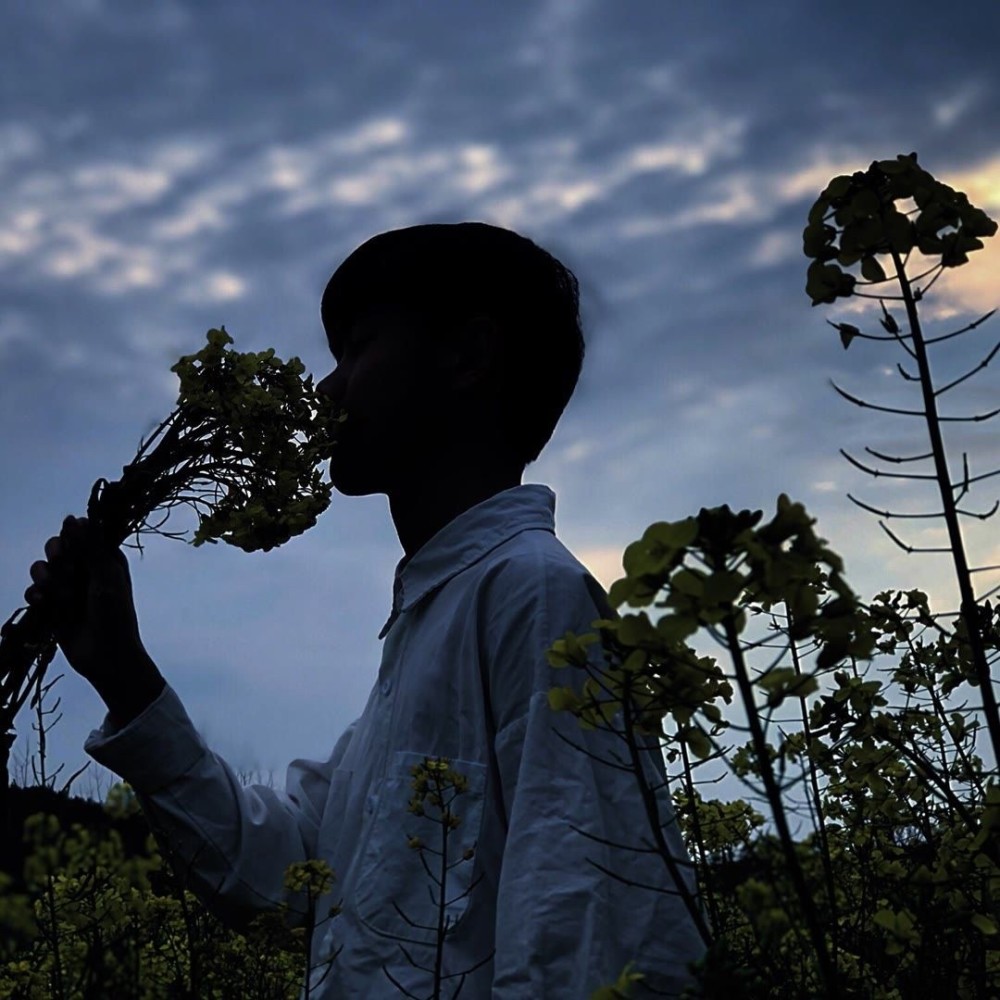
[389,461,524,561]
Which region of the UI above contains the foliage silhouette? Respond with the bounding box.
[547,154,999,997]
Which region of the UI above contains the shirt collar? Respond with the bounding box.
[378,483,556,639]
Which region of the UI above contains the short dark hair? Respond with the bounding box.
[321,221,585,467]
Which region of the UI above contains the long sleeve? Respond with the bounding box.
[84,683,357,935]
[484,555,706,998]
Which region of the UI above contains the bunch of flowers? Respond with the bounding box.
[0,327,347,782]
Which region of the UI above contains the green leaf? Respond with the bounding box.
[821,175,853,200]
[618,612,657,647]
[961,205,998,238]
[884,210,914,253]
[671,569,705,598]
[684,726,712,760]
[805,260,857,306]
[861,255,886,282]
[756,667,820,706]
[642,518,698,550]
[622,649,647,673]
[828,321,860,350]
[589,961,645,1000]
[880,302,900,334]
[849,187,881,218]
[802,222,837,260]
[548,686,582,713]
[655,613,697,643]
[607,577,634,609]
[757,667,799,693]
[807,198,829,226]
[971,913,998,936]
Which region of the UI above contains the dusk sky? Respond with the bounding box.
[2,1,999,801]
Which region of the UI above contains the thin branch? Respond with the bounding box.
[882,299,919,359]
[896,362,919,381]
[581,856,694,897]
[566,823,674,856]
[938,405,1000,422]
[894,261,943,286]
[830,381,927,417]
[933,339,1000,397]
[866,446,934,464]
[850,290,908,301]
[847,494,945,519]
[840,449,938,481]
[956,500,999,521]
[964,467,1000,488]
[954,452,971,503]
[548,725,637,773]
[925,307,997,345]
[878,521,952,555]
[825,320,905,343]
[970,564,1000,574]
[913,264,946,299]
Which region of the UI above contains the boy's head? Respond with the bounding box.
[320,222,585,472]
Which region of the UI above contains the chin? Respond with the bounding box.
[328,462,382,498]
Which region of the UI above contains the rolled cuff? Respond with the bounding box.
[84,682,208,793]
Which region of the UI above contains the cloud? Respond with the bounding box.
[0,122,42,171]
[619,115,746,179]
[933,83,986,129]
[519,0,595,106]
[749,228,800,269]
[0,136,220,296]
[71,161,173,213]
[773,155,865,204]
[178,270,247,304]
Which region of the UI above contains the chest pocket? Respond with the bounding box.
[354,750,487,944]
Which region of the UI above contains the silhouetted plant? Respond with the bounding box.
[548,498,877,996]
[804,150,1000,764]
[547,154,999,997]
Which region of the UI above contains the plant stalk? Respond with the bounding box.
[724,616,839,998]
[889,247,1000,767]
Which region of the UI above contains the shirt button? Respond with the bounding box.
[380,678,391,695]
[366,795,375,814]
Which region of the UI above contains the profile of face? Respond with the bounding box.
[316,302,463,497]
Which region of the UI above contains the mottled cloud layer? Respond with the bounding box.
[2,0,998,795]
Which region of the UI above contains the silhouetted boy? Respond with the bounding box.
[31,222,705,997]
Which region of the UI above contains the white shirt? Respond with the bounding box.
[85,483,705,997]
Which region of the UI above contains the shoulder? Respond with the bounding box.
[475,530,617,652]
[472,533,616,729]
